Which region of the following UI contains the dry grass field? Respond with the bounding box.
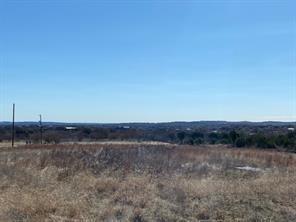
[0,143,295,221]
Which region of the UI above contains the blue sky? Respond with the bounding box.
[1,0,295,123]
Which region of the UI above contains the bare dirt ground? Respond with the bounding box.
[0,143,295,221]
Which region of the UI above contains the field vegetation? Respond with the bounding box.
[0,143,295,221]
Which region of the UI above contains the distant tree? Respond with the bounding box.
[284,132,296,151]
[220,132,231,144]
[183,136,194,145]
[235,137,246,148]
[177,132,186,144]
[229,130,239,145]
[193,138,204,145]
[168,133,176,142]
[44,132,61,144]
[191,132,204,140]
[91,129,109,140]
[275,135,286,147]
[208,132,219,144]
[187,132,204,145]
[30,133,40,144]
[15,127,29,140]
[82,128,92,135]
[77,132,85,142]
[254,134,274,149]
[245,136,255,147]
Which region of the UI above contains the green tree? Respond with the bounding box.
[235,137,246,148]
[229,130,239,145]
[177,132,186,144]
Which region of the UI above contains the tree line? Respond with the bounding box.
[0,125,295,152]
[174,130,296,152]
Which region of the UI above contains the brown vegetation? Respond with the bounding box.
[0,144,295,221]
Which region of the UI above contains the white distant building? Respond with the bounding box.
[65,126,77,130]
[288,128,295,132]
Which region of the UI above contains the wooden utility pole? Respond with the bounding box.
[11,103,15,147]
[39,114,43,144]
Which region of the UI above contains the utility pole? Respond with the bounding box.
[39,114,43,144]
[11,103,15,147]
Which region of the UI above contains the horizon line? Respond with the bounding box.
[1,120,296,124]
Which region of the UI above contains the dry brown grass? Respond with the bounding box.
[0,144,295,221]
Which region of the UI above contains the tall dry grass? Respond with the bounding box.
[0,144,295,221]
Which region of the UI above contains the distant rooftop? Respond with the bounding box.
[65,127,77,130]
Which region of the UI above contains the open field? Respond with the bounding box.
[0,141,27,148]
[0,143,295,221]
[0,141,172,149]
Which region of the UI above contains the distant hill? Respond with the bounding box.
[1,121,295,129]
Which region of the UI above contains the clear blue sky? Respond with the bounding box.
[1,0,295,123]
